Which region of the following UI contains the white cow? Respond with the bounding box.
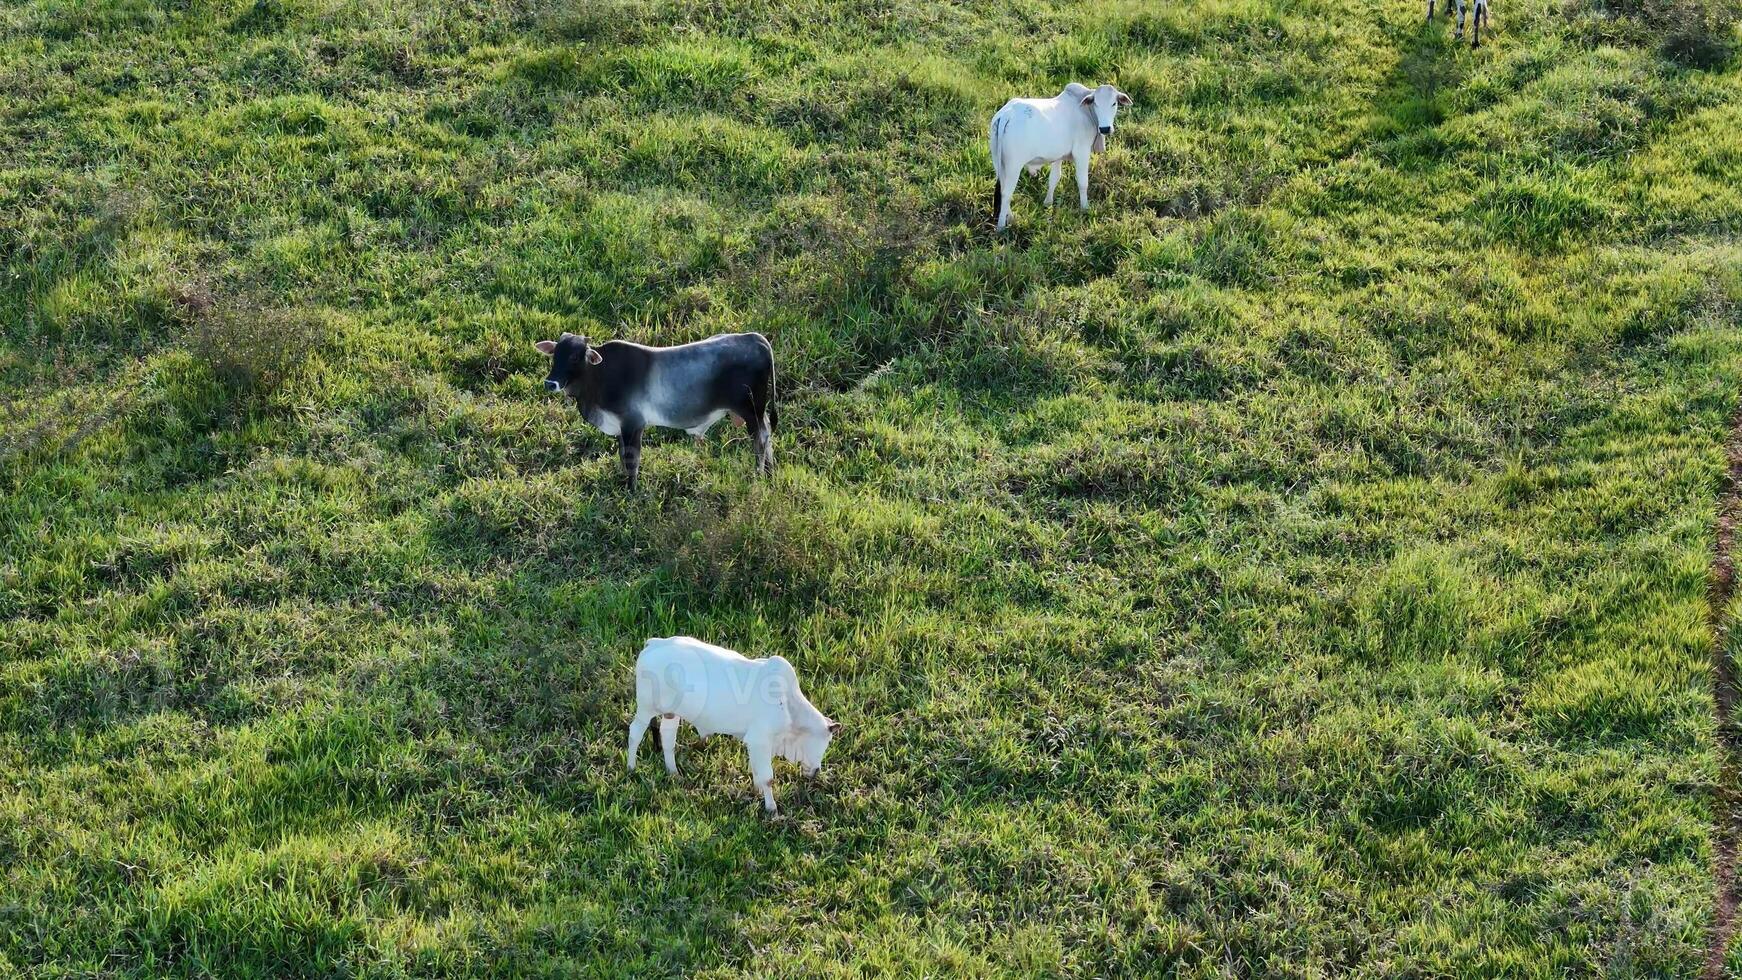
[627,636,840,814]
[990,82,1132,231]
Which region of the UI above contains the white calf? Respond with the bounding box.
[1427,0,1488,47]
[627,636,840,814]
[989,82,1132,231]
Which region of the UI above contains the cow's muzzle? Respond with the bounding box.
[1099,126,1113,135]
[544,379,560,392]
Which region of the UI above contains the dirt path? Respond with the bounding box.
[1704,407,1742,980]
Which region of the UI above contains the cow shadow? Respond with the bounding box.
[1372,11,1469,158]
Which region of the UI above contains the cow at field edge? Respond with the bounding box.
[535,332,776,489]
[628,636,840,814]
[1427,0,1488,46]
[989,82,1132,231]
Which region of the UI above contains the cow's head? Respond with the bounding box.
[785,714,842,778]
[533,332,602,393]
[1080,83,1133,136]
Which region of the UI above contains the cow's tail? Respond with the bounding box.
[767,367,779,433]
[757,332,778,432]
[989,112,1006,222]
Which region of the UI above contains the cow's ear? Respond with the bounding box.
[1080,92,1095,106]
[1116,90,1132,107]
[534,340,556,355]
[827,721,842,735]
[585,348,603,365]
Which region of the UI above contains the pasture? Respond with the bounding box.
[3,0,1741,974]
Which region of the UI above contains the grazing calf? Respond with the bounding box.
[989,82,1132,231]
[536,332,776,489]
[628,636,840,814]
[1427,0,1488,46]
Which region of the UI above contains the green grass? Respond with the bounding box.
[3,0,1741,974]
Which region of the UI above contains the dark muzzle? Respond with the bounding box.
[544,379,560,392]
[1099,126,1113,135]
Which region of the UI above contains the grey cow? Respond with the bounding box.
[536,332,777,489]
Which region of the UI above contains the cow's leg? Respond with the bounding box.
[1474,0,1485,45]
[745,734,777,813]
[734,384,774,476]
[1426,0,1434,21]
[618,426,643,490]
[659,714,680,775]
[1044,161,1061,207]
[996,167,1019,231]
[627,707,654,771]
[1455,0,1466,38]
[752,416,773,475]
[1075,152,1091,211]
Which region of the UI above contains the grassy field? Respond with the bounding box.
[4,0,1742,974]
